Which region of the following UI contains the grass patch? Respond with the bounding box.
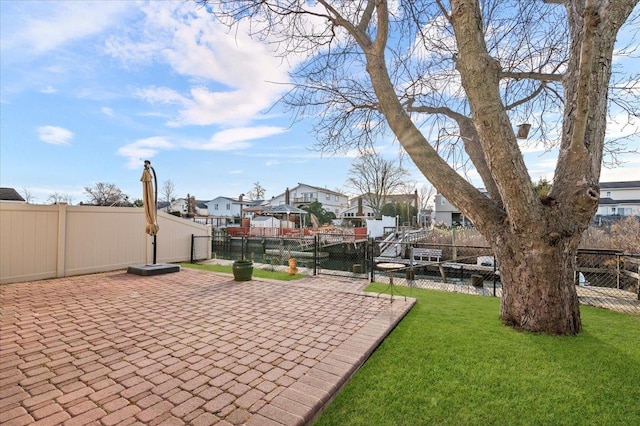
[316,283,640,426]
[180,262,306,281]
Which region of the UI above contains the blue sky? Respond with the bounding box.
[1,1,638,205]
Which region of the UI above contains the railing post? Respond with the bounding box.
[313,235,318,276]
[370,238,375,283]
[616,253,621,289]
[190,234,195,263]
[493,260,497,297]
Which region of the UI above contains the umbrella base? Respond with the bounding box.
[127,263,180,276]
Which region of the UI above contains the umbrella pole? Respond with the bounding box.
[150,165,158,265]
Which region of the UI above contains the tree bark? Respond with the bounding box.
[492,231,582,334]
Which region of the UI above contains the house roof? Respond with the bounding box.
[0,187,25,202]
[297,183,346,196]
[262,204,308,214]
[272,183,347,199]
[252,216,279,222]
[598,198,640,205]
[600,181,640,189]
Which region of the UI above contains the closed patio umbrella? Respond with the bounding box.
[141,161,159,236]
[128,161,179,275]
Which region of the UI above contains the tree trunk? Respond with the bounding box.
[493,232,582,335]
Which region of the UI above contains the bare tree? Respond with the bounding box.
[202,0,639,334]
[418,185,436,212]
[247,181,266,199]
[47,192,74,205]
[161,180,177,206]
[84,183,128,206]
[347,151,409,218]
[21,187,35,204]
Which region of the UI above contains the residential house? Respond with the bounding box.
[0,188,26,203]
[339,193,418,226]
[434,180,640,227]
[165,196,208,217]
[269,183,349,216]
[596,181,640,218]
[433,193,473,227]
[205,196,244,227]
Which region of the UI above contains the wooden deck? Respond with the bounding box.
[374,256,497,283]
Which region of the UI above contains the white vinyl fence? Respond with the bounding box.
[0,202,211,284]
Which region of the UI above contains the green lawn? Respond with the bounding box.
[180,262,307,281]
[316,283,640,426]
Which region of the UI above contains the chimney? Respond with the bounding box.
[357,197,363,216]
[285,188,290,205]
[239,193,244,202]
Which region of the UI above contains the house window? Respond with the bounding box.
[441,198,446,205]
[214,204,218,210]
[606,191,611,197]
[611,207,616,214]
[326,193,330,200]
[335,195,338,201]
[226,203,230,210]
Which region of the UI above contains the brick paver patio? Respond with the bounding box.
[0,269,414,425]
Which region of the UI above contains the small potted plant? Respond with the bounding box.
[232,238,253,281]
[232,258,253,281]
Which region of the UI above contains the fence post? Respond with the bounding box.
[190,234,195,263]
[493,261,497,297]
[616,253,621,289]
[313,235,318,276]
[370,238,375,283]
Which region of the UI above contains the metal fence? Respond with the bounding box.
[202,231,639,314]
[208,232,370,277]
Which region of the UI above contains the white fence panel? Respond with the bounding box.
[0,202,210,284]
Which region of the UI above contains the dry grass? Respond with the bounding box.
[426,216,639,254]
[580,216,640,252]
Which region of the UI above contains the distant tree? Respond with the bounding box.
[132,198,144,207]
[418,185,436,211]
[346,152,409,219]
[161,180,177,205]
[304,201,336,225]
[47,192,74,205]
[247,181,266,200]
[21,187,35,204]
[84,183,128,206]
[534,178,553,198]
[381,202,418,225]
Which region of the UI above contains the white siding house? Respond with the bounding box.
[433,181,640,227]
[205,196,249,227]
[596,181,640,217]
[270,183,349,216]
[433,193,471,227]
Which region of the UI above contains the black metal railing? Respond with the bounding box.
[202,231,639,314]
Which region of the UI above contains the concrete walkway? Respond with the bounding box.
[0,269,415,425]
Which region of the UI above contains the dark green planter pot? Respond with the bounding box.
[232,260,253,281]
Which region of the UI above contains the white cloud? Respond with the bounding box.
[106,2,299,127]
[37,126,73,146]
[601,159,640,183]
[133,86,185,105]
[101,107,114,117]
[40,86,57,94]
[1,1,134,56]
[606,113,639,139]
[197,126,287,151]
[117,136,175,169]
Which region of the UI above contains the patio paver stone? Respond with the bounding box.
[1,268,414,425]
